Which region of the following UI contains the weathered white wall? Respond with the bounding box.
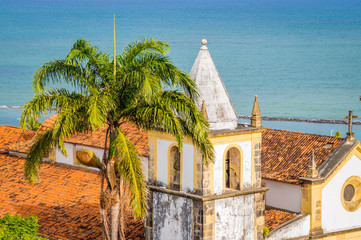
[267,215,310,240]
[215,194,255,239]
[263,179,302,213]
[153,192,193,240]
[213,141,252,194]
[182,144,194,192]
[322,155,361,233]
[156,139,194,191]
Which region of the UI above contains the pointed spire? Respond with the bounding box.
[307,149,319,178]
[251,95,262,128]
[113,14,116,81]
[190,39,238,131]
[201,100,208,121]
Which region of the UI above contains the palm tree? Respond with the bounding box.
[21,38,214,240]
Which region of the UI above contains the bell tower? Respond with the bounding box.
[145,40,267,240]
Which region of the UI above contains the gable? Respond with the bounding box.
[322,146,361,233]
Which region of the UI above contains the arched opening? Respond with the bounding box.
[225,147,241,190]
[169,146,181,190]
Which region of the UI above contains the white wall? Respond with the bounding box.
[156,139,194,191]
[56,143,104,170]
[263,179,302,213]
[267,215,310,240]
[56,143,148,176]
[322,155,361,233]
[215,194,255,239]
[213,141,252,194]
[153,192,193,240]
[182,144,194,192]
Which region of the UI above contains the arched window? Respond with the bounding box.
[169,146,181,190]
[225,147,241,190]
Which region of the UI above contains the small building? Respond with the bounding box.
[262,128,361,240]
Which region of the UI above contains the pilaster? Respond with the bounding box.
[300,178,324,237]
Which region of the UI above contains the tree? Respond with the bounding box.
[21,38,214,240]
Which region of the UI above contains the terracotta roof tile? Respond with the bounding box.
[265,206,298,231]
[37,114,58,135]
[262,128,344,184]
[0,125,35,153]
[0,153,145,240]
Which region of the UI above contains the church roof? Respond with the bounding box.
[190,40,238,131]
[0,153,144,240]
[262,128,344,184]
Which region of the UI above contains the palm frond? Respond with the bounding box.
[114,128,148,219]
[120,38,169,64]
[25,130,55,183]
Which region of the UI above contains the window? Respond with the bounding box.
[169,146,181,190]
[225,147,241,190]
[341,176,361,212]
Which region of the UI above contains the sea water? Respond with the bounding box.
[1,0,361,138]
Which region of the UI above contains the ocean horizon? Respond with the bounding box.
[1,0,361,138]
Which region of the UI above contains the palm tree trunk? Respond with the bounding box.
[110,201,120,240]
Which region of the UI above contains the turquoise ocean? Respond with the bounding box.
[1,0,361,138]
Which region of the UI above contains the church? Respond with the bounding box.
[0,40,361,240]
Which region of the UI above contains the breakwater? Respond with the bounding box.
[238,115,361,125]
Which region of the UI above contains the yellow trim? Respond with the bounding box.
[193,147,197,190]
[222,144,243,191]
[313,228,361,240]
[251,135,255,187]
[153,138,158,183]
[167,144,183,190]
[210,132,261,145]
[341,176,361,212]
[148,130,193,145]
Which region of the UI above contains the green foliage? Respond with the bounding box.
[25,118,41,131]
[0,214,48,240]
[263,226,269,238]
[334,131,342,138]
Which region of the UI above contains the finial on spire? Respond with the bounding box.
[345,110,358,141]
[201,100,208,121]
[307,149,319,178]
[201,39,207,45]
[251,95,262,128]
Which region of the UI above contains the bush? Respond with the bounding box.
[0,214,48,240]
[263,226,269,238]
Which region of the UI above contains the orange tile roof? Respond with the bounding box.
[265,206,298,231]
[262,128,344,184]
[36,114,58,135]
[0,153,144,240]
[0,125,35,153]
